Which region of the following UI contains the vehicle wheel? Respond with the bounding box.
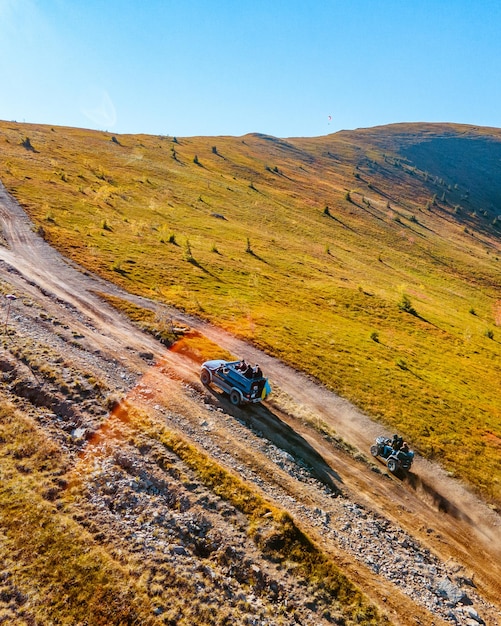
[370,445,379,457]
[200,368,211,385]
[387,458,398,473]
[229,390,241,406]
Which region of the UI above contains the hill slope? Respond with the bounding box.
[0,174,500,625]
[1,120,500,502]
[0,121,500,624]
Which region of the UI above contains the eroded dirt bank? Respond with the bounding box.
[0,181,499,625]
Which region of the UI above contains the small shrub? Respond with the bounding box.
[184,239,194,262]
[344,191,351,202]
[485,329,494,339]
[193,155,199,165]
[370,331,379,343]
[398,294,417,316]
[21,137,35,151]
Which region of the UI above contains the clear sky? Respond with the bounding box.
[1,0,501,138]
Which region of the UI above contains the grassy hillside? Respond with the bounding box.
[1,120,500,504]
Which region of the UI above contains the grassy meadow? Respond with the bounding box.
[1,120,500,504]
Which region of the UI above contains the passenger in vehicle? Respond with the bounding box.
[244,363,254,379]
[398,442,410,460]
[236,359,247,372]
[392,434,403,451]
[253,364,263,378]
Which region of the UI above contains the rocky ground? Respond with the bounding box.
[0,181,500,625]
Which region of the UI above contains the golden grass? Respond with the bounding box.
[1,120,500,503]
[0,398,156,625]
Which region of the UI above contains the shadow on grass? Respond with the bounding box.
[403,308,439,329]
[203,386,343,494]
[395,357,425,379]
[245,249,268,264]
[323,211,356,232]
[186,257,221,280]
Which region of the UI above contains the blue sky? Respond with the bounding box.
[1,0,500,138]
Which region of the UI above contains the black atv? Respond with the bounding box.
[370,436,414,473]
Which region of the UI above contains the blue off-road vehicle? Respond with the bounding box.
[200,359,271,406]
[370,436,414,474]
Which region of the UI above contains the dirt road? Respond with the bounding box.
[0,180,499,625]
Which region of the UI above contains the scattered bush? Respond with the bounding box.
[21,137,35,151]
[398,294,417,316]
[184,239,194,263]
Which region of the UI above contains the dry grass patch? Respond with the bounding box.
[0,398,156,625]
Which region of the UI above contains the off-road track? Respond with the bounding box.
[0,180,499,626]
